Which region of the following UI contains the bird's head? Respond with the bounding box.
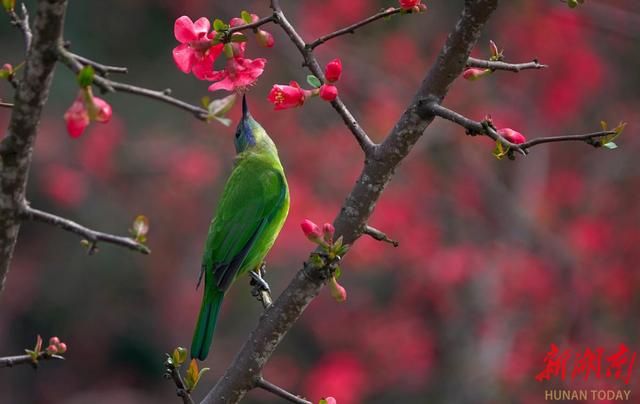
[234,95,277,155]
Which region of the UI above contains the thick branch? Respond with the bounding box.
[57,47,209,120]
[309,7,401,49]
[8,3,33,52]
[0,351,63,368]
[0,102,14,109]
[0,0,68,294]
[256,378,311,404]
[20,206,150,255]
[201,1,497,403]
[466,57,547,72]
[271,2,376,154]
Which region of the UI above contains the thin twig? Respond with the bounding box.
[271,0,376,154]
[427,102,617,154]
[256,378,312,404]
[65,51,128,75]
[0,352,63,368]
[309,7,402,49]
[20,205,150,255]
[8,3,33,52]
[227,15,275,35]
[521,131,616,149]
[57,46,209,120]
[363,225,399,247]
[466,57,547,72]
[166,363,195,404]
[427,102,527,155]
[0,102,13,109]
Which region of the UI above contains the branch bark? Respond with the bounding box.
[200,0,498,403]
[0,0,68,294]
[0,351,63,368]
[466,57,547,72]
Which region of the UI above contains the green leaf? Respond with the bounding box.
[603,142,618,150]
[241,10,252,24]
[211,116,232,127]
[77,65,95,88]
[172,347,188,367]
[334,266,342,279]
[319,400,328,404]
[207,93,236,119]
[213,18,228,32]
[129,215,149,243]
[307,75,321,88]
[201,96,210,108]
[492,139,509,160]
[230,33,248,43]
[599,121,626,147]
[185,359,209,392]
[2,0,15,12]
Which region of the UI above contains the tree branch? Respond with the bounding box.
[0,0,68,295]
[466,57,547,72]
[227,15,274,35]
[363,225,399,247]
[57,47,209,120]
[8,3,33,52]
[0,351,63,368]
[166,363,195,404]
[308,7,402,49]
[271,2,376,154]
[200,1,498,403]
[0,102,14,109]
[20,206,150,255]
[427,102,617,153]
[64,50,128,75]
[256,378,311,404]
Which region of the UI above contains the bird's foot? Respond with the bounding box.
[250,262,272,308]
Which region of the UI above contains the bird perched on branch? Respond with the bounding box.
[191,96,290,361]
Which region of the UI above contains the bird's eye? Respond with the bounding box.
[235,128,241,138]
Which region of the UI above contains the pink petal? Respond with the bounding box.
[208,77,235,92]
[172,44,195,73]
[191,44,223,80]
[192,17,210,38]
[174,16,197,43]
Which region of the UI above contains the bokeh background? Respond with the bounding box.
[1,0,640,403]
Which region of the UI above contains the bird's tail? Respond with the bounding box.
[190,288,224,361]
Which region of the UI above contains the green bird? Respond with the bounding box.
[191,96,290,361]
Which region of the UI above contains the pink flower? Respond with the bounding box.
[268,81,306,110]
[324,59,342,83]
[301,219,323,242]
[329,276,347,303]
[497,128,527,144]
[172,16,223,80]
[399,0,421,10]
[57,342,67,353]
[64,97,90,138]
[256,29,274,48]
[322,398,337,404]
[462,68,491,81]
[319,84,338,102]
[323,223,335,244]
[64,91,112,138]
[207,56,266,92]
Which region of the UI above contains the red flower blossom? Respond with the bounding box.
[462,67,491,81]
[268,81,306,110]
[64,90,112,138]
[324,58,342,83]
[172,16,223,80]
[206,56,266,92]
[319,84,338,102]
[301,219,323,242]
[399,0,421,11]
[497,127,527,144]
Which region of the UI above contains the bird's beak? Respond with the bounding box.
[242,94,249,121]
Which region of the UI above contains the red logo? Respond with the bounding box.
[536,343,636,384]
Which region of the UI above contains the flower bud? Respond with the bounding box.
[57,342,67,354]
[256,29,274,48]
[497,127,526,144]
[0,63,13,79]
[489,40,499,58]
[462,68,492,81]
[301,219,323,242]
[46,345,58,355]
[49,337,60,346]
[324,59,342,83]
[399,0,421,11]
[323,223,335,244]
[329,277,347,303]
[319,84,338,102]
[91,97,112,123]
[268,81,306,110]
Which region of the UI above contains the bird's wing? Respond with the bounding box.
[202,158,286,292]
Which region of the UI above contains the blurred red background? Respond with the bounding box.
[1,1,639,403]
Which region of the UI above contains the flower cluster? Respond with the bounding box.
[463,40,502,81]
[46,336,68,355]
[172,12,273,93]
[301,219,348,303]
[64,87,112,138]
[267,58,343,110]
